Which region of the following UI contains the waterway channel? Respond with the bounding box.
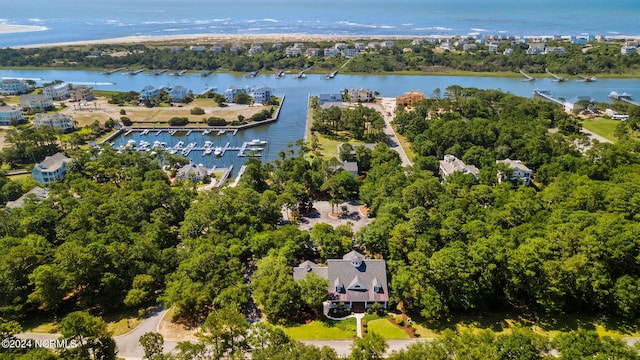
[2,69,639,176]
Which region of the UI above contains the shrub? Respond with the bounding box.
[206,117,227,126]
[119,109,126,115]
[190,106,205,115]
[168,117,189,126]
[120,116,132,126]
[396,315,404,326]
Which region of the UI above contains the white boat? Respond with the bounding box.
[204,148,213,155]
[248,139,267,146]
[214,147,223,156]
[174,141,184,148]
[204,141,213,148]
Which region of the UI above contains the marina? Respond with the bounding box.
[117,138,267,158]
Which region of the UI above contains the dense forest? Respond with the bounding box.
[2,87,640,358]
[1,40,639,75]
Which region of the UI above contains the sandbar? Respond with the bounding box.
[14,33,416,48]
[0,24,47,35]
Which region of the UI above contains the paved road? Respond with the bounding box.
[16,306,179,360]
[372,98,413,168]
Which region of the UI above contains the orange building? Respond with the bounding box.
[396,91,424,106]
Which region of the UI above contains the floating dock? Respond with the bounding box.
[519,70,535,82]
[610,91,639,106]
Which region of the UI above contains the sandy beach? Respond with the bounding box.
[0,24,48,35]
[15,33,417,49]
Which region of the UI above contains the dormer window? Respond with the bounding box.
[336,285,344,293]
[374,284,383,293]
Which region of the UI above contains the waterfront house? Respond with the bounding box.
[334,43,347,50]
[318,93,343,105]
[344,48,359,58]
[571,36,588,45]
[380,41,395,48]
[496,159,532,186]
[70,85,95,102]
[324,48,340,57]
[411,38,424,46]
[32,152,70,184]
[43,82,70,100]
[526,43,546,55]
[347,88,373,103]
[439,154,479,180]
[0,106,24,125]
[463,43,478,51]
[34,113,75,131]
[19,94,54,112]
[396,91,424,107]
[439,41,452,51]
[621,41,638,55]
[189,45,206,52]
[176,163,210,182]
[139,85,160,101]
[564,95,593,113]
[305,48,320,57]
[546,46,565,55]
[224,86,247,103]
[285,47,301,56]
[488,41,501,52]
[0,79,29,95]
[293,251,389,312]
[250,86,272,104]
[354,43,366,51]
[231,43,246,52]
[169,85,188,103]
[367,42,381,49]
[171,46,184,53]
[209,43,224,53]
[503,48,514,56]
[248,43,263,55]
[5,186,49,210]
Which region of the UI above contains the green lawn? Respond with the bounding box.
[366,318,410,339]
[581,117,620,142]
[280,317,357,340]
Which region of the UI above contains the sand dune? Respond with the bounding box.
[0,24,47,35]
[15,33,414,48]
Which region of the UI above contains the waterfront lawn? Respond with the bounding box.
[366,318,410,339]
[280,317,357,340]
[581,117,620,142]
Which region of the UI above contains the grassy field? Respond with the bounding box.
[581,117,621,142]
[19,308,145,336]
[280,317,357,340]
[366,318,410,339]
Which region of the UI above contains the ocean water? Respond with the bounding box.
[1,0,639,47]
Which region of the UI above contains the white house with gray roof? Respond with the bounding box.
[32,152,70,184]
[34,113,75,131]
[496,159,532,186]
[439,154,479,180]
[294,251,389,311]
[0,106,24,125]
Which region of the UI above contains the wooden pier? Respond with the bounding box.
[248,70,259,78]
[201,70,215,77]
[326,70,338,79]
[610,91,639,106]
[519,70,535,82]
[533,90,564,105]
[577,74,597,82]
[127,68,146,75]
[545,68,567,82]
[101,67,126,75]
[150,69,168,75]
